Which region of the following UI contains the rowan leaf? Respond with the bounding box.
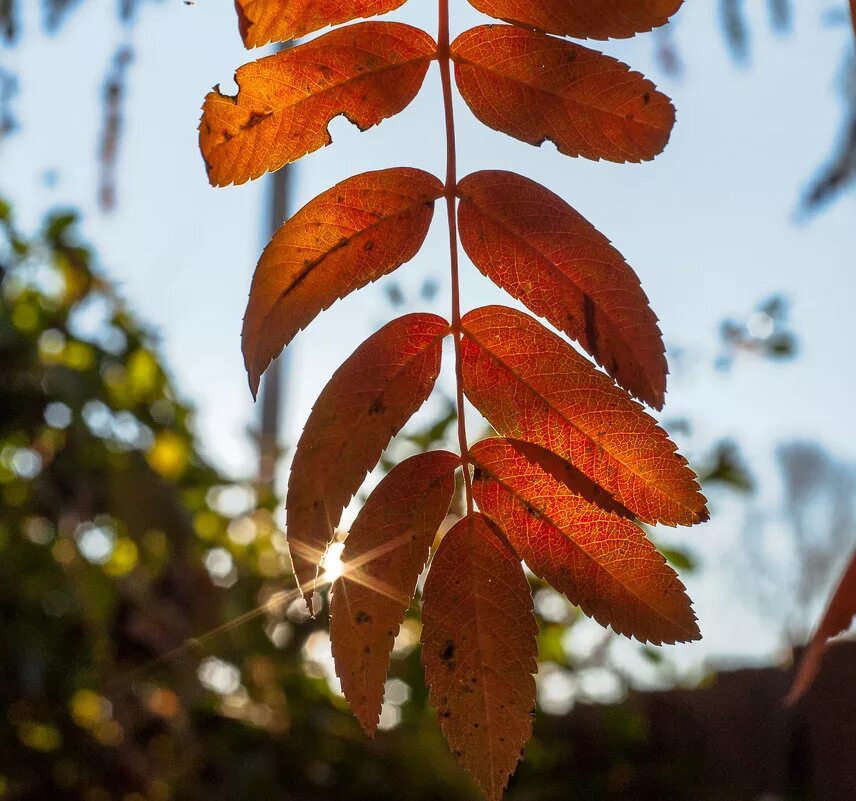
[460,305,707,526]
[235,0,408,48]
[330,450,459,735]
[786,548,856,704]
[470,438,700,644]
[242,168,443,396]
[451,25,675,163]
[466,0,683,40]
[199,22,436,186]
[457,170,667,408]
[422,513,537,801]
[286,313,449,605]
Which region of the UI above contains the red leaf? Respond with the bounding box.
[235,0,407,48]
[457,170,666,408]
[199,22,435,186]
[287,313,449,604]
[471,438,700,644]
[242,168,443,396]
[786,548,856,704]
[451,25,675,163]
[466,0,683,40]
[330,450,459,735]
[422,513,537,801]
[460,305,707,526]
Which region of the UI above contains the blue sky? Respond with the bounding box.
[2,0,855,674]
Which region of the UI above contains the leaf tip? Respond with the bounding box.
[248,371,260,401]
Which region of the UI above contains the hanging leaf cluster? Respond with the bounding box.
[198,1,708,798]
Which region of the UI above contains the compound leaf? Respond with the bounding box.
[471,437,700,644]
[236,0,408,48]
[466,0,683,40]
[422,513,537,801]
[451,25,674,163]
[243,168,443,396]
[460,305,707,526]
[287,313,449,605]
[200,22,435,186]
[331,450,459,735]
[458,170,667,408]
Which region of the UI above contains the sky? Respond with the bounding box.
[2,0,855,676]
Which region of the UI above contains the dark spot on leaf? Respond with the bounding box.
[368,398,386,416]
[355,611,371,624]
[441,640,455,661]
[241,110,269,130]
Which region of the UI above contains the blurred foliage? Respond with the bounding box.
[0,0,158,210]
[0,202,473,800]
[716,295,797,371]
[650,0,856,215]
[0,201,713,801]
[697,441,754,494]
[0,0,153,42]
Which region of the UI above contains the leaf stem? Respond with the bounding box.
[438,0,473,514]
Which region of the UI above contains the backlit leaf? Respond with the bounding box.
[787,548,856,704]
[471,438,700,644]
[457,170,666,408]
[330,450,459,735]
[200,22,436,186]
[236,0,407,48]
[422,513,537,801]
[287,313,449,604]
[451,25,675,163]
[242,168,443,396]
[466,0,683,40]
[460,306,707,526]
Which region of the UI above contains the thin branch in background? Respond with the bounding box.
[0,0,16,43]
[654,23,682,77]
[98,45,134,212]
[42,0,82,32]
[800,55,856,216]
[768,0,792,33]
[721,0,750,63]
[0,67,17,139]
[119,0,148,24]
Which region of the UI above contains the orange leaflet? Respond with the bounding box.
[451,25,675,164]
[286,313,449,605]
[460,306,708,526]
[199,22,436,187]
[466,0,682,40]
[457,170,667,409]
[236,0,407,48]
[330,451,459,735]
[787,548,856,704]
[422,513,537,801]
[242,168,443,397]
[471,438,700,644]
